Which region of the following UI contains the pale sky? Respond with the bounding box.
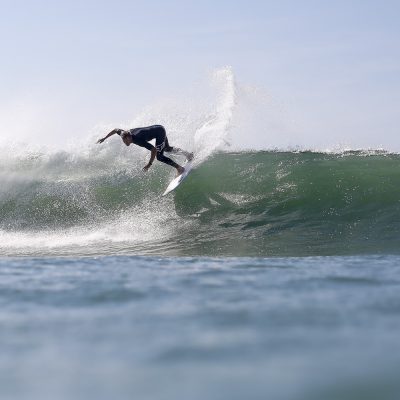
[1,0,399,150]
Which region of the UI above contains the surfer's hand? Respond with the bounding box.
[97,138,105,144]
[143,164,151,172]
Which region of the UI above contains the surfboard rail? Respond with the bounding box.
[162,162,193,196]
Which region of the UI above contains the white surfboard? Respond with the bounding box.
[162,162,193,196]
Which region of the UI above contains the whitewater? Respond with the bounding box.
[1,68,400,400]
[0,67,237,256]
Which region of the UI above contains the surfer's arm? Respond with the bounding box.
[143,148,157,172]
[97,129,122,144]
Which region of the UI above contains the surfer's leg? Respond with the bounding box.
[154,131,184,175]
[156,151,184,176]
[164,138,194,161]
[163,137,172,152]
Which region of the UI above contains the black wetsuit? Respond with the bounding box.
[117,125,179,168]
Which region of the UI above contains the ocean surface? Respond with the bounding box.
[1,68,400,399]
[1,255,400,400]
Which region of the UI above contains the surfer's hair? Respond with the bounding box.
[120,131,130,140]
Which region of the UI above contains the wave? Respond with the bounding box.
[1,67,399,256]
[1,147,399,257]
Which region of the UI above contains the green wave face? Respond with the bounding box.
[172,151,400,256]
[1,151,400,256]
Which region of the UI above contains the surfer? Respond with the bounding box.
[97,125,193,176]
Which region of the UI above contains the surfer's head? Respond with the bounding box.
[120,131,132,146]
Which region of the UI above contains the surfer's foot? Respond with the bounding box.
[177,166,185,176]
[186,152,194,162]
